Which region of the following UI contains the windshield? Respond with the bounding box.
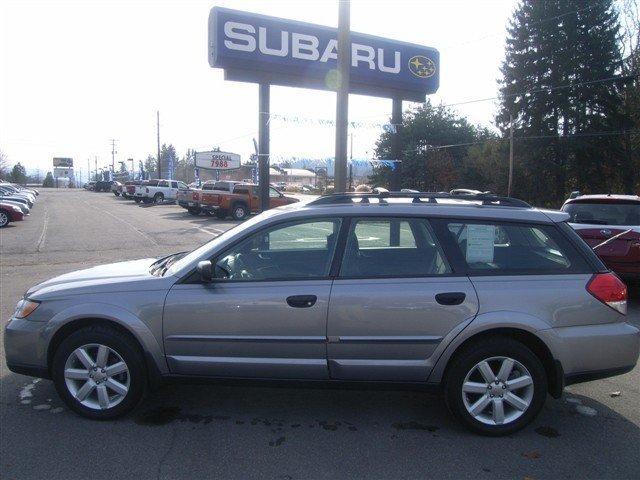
[564,202,640,226]
[163,211,278,277]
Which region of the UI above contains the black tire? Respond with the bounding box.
[187,206,201,216]
[113,191,120,197]
[134,197,141,203]
[231,203,249,221]
[154,193,164,203]
[0,210,10,228]
[51,325,147,420]
[444,336,547,436]
[215,209,228,220]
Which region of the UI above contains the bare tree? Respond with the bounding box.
[0,149,9,180]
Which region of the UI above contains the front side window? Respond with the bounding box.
[269,187,281,198]
[340,218,450,277]
[215,218,341,280]
[446,221,580,273]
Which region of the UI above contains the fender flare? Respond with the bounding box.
[44,302,168,375]
[427,310,555,384]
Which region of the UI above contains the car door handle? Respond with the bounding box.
[286,295,317,308]
[435,292,466,306]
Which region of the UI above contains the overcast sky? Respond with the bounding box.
[0,0,515,178]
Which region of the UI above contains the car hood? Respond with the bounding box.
[26,258,170,299]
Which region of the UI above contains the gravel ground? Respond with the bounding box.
[1,189,638,480]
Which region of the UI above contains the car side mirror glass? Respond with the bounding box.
[197,260,213,283]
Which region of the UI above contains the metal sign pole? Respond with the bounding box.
[259,83,270,212]
[390,97,403,191]
[334,0,350,193]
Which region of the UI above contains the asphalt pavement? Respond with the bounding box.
[1,189,639,480]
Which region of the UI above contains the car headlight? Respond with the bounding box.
[14,299,40,319]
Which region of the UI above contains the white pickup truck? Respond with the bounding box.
[135,179,188,204]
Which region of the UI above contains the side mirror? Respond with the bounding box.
[197,260,213,283]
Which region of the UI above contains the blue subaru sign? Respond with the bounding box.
[209,7,439,101]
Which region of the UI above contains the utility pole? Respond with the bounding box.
[508,113,514,196]
[94,157,98,181]
[87,158,90,184]
[110,139,117,174]
[258,84,270,212]
[157,110,161,179]
[334,0,350,193]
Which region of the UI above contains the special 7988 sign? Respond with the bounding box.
[195,151,241,171]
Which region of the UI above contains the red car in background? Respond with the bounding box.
[562,194,640,284]
[0,202,25,227]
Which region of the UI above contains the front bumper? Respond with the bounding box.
[4,318,50,378]
[539,321,640,385]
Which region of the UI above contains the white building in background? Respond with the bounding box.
[271,168,316,186]
[53,157,75,187]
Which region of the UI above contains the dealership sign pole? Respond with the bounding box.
[208,7,439,204]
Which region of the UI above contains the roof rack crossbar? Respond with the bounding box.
[308,191,531,208]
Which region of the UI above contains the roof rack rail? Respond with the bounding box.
[308,191,532,208]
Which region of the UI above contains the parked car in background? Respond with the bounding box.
[562,194,640,284]
[93,181,114,192]
[0,202,25,227]
[0,183,39,197]
[177,180,242,216]
[5,191,638,436]
[199,183,298,219]
[0,186,34,208]
[141,179,188,204]
[111,181,123,196]
[121,181,141,199]
[84,182,96,191]
[0,198,30,215]
[133,180,159,203]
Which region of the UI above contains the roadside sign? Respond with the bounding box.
[209,7,439,101]
[53,157,73,167]
[195,151,241,170]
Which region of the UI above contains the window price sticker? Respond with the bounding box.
[466,224,496,263]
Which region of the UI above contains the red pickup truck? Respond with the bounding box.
[200,183,298,220]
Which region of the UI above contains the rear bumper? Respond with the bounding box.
[539,321,640,383]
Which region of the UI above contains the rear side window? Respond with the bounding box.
[340,218,451,277]
[445,221,589,274]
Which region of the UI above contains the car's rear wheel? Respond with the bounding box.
[52,325,146,420]
[0,210,10,227]
[444,337,546,436]
[231,203,248,221]
[154,193,164,203]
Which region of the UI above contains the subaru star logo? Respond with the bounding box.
[600,229,612,236]
[408,55,436,78]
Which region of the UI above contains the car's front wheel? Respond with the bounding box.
[444,337,546,436]
[0,210,10,228]
[231,203,248,220]
[52,325,146,420]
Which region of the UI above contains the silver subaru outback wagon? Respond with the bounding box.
[5,192,639,435]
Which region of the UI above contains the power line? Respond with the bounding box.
[440,3,599,50]
[402,129,640,154]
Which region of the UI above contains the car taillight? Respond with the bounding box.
[586,273,627,315]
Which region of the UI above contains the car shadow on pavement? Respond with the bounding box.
[4,372,640,478]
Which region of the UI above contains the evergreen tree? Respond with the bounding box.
[9,162,27,184]
[498,0,627,204]
[42,172,54,187]
[370,102,492,191]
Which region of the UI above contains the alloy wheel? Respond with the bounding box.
[64,343,130,410]
[461,356,534,425]
[0,211,8,227]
